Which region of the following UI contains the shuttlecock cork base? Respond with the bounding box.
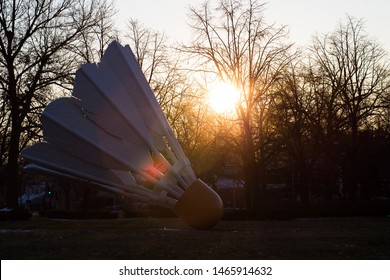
[173,179,223,229]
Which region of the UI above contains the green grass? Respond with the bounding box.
[1,216,389,259]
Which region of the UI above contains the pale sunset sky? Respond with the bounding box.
[115,0,390,51]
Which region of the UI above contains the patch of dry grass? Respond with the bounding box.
[1,216,389,259]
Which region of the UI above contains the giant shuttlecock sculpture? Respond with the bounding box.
[21,41,223,229]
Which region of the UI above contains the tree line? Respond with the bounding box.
[1,0,389,210]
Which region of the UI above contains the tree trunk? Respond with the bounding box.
[5,118,22,209]
[242,116,257,210]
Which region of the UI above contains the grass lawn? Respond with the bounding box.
[1,216,389,259]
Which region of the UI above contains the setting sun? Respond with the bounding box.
[207,81,241,114]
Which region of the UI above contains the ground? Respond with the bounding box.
[0,216,389,259]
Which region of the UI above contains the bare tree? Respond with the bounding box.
[310,16,390,200]
[182,0,294,208]
[125,19,190,115]
[124,20,191,137]
[70,0,118,64]
[0,0,116,209]
[125,19,168,84]
[273,57,339,205]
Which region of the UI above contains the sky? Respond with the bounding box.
[115,0,390,52]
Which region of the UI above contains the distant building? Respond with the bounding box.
[214,177,245,209]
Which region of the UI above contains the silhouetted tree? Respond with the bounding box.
[0,0,116,209]
[70,0,118,64]
[182,0,294,208]
[272,61,324,205]
[310,16,390,200]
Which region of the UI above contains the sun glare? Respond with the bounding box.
[207,81,240,114]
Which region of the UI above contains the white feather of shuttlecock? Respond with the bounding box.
[21,41,197,209]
